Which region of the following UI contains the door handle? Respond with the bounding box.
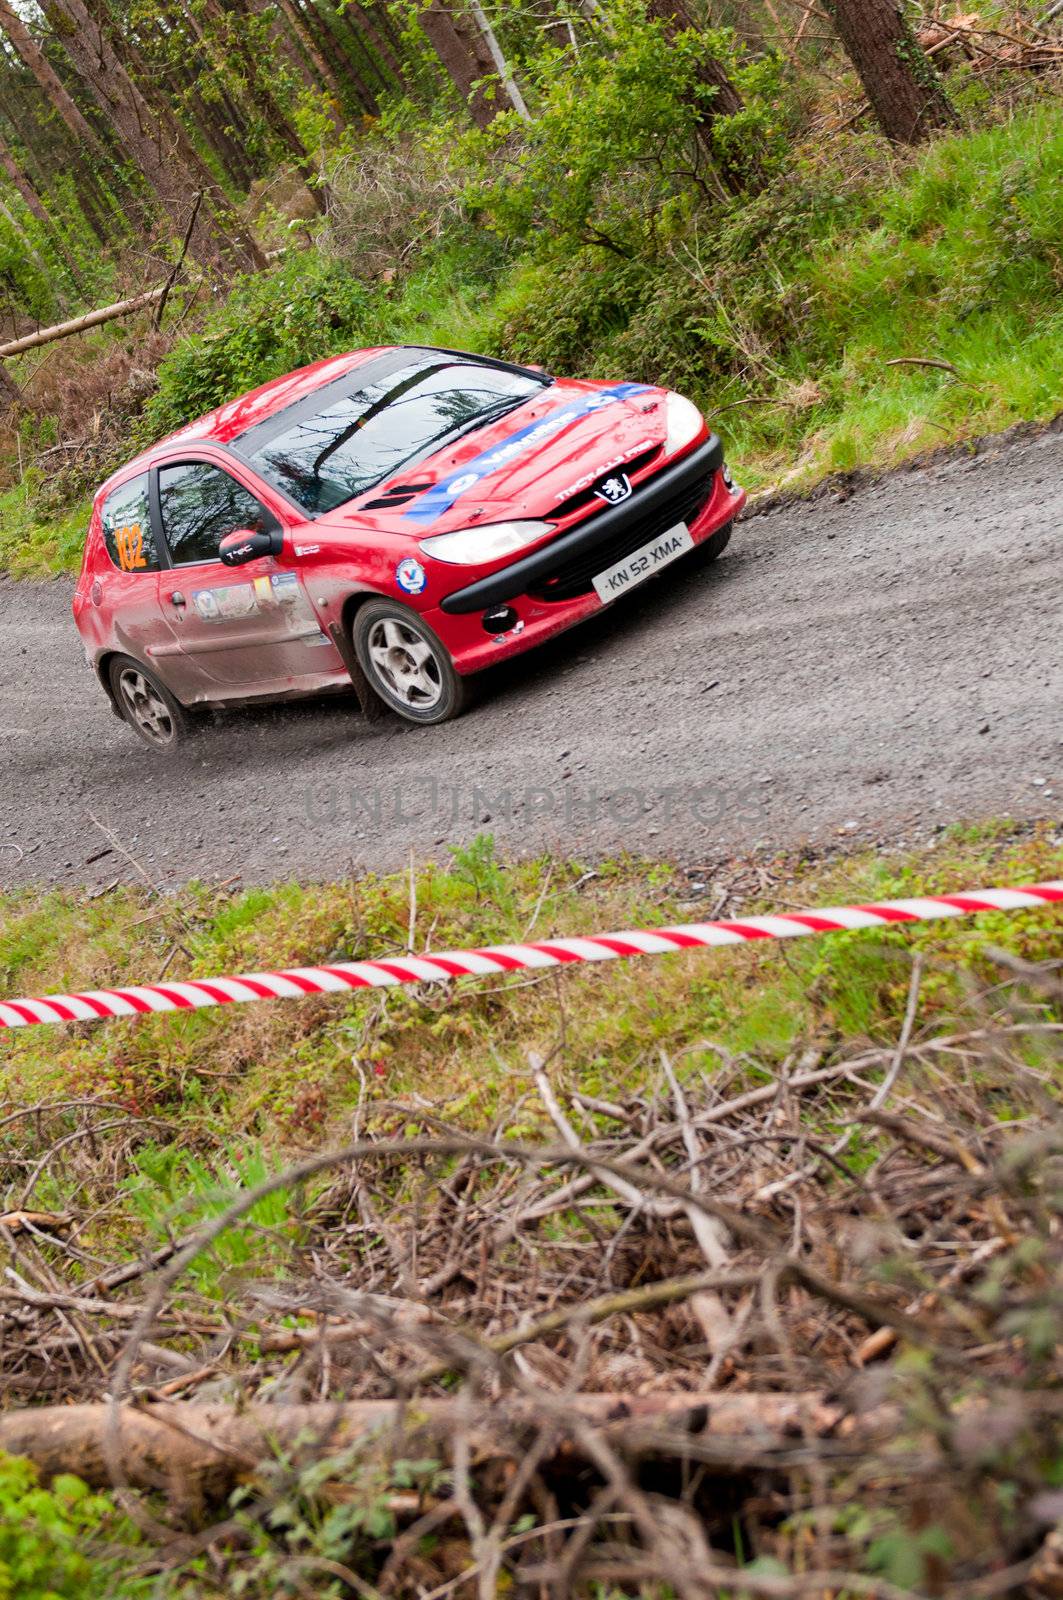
[170,591,186,607]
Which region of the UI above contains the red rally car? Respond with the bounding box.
[73,346,745,746]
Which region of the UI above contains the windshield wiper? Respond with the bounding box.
[443,394,535,445]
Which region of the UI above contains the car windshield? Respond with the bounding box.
[236,354,547,516]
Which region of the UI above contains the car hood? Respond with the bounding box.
[316,378,671,540]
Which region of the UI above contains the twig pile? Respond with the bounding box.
[1,954,1061,1596]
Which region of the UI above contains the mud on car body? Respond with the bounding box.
[73,345,745,747]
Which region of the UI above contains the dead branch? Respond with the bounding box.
[0,1391,852,1500]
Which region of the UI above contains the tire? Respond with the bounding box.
[352,599,467,726]
[108,655,190,750]
[695,520,732,564]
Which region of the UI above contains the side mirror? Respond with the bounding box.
[219,528,274,566]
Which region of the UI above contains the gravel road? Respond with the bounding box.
[2,425,1060,893]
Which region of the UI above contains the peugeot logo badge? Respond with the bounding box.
[594,472,632,505]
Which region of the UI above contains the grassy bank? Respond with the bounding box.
[3,98,1061,579]
[2,822,1060,1172]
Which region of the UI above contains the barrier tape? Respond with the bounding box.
[1,880,1060,1031]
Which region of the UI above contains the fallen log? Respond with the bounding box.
[0,1391,846,1510]
[0,283,173,361]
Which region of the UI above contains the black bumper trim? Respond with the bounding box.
[438,435,724,615]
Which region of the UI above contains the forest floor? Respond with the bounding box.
[0,826,1060,1595]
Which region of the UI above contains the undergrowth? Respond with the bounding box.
[1,823,1059,1209]
[0,1452,146,1599]
[2,825,1063,1587]
[0,826,1060,1595]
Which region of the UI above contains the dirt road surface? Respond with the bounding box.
[2,425,1060,893]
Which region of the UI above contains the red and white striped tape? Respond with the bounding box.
[1,880,1060,1031]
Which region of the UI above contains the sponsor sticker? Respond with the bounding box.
[192,584,257,622]
[271,572,299,602]
[557,439,654,501]
[396,557,427,595]
[215,583,257,618]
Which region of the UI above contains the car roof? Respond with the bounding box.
[95,344,545,505]
[95,346,392,499]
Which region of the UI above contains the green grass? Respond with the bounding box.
[723,105,1063,490]
[0,476,90,579]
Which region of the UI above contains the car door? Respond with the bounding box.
[96,472,178,669]
[152,455,343,699]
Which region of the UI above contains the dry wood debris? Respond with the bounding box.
[0,954,1060,1595]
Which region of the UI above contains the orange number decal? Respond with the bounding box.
[115,523,146,571]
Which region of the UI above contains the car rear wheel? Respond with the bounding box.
[109,655,189,750]
[353,600,467,726]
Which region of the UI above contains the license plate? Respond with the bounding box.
[592,522,693,603]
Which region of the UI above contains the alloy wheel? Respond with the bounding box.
[366,617,444,711]
[117,667,177,747]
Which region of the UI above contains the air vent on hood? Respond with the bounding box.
[362,481,434,510]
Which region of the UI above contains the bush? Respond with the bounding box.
[0,1452,146,1599]
[458,3,789,260]
[141,252,378,438]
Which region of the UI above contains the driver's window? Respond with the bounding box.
[158,461,272,566]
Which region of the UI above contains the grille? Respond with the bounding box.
[550,446,663,521]
[530,467,717,601]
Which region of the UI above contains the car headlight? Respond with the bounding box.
[663,392,705,457]
[419,520,552,566]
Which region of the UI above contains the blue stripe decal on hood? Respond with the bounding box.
[401,383,652,527]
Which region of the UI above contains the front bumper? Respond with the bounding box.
[426,455,745,676]
[439,434,724,615]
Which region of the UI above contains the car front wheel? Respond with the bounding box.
[695,520,732,564]
[353,600,467,725]
[108,655,189,750]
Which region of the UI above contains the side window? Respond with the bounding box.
[159,461,274,566]
[101,474,160,574]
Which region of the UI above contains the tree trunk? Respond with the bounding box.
[467,0,530,118]
[0,1391,846,1513]
[197,0,326,211]
[0,0,110,164]
[244,0,318,92]
[646,0,753,194]
[418,4,500,129]
[0,280,177,359]
[41,0,264,273]
[313,0,381,113]
[0,192,49,277]
[346,4,404,92]
[825,0,955,143]
[0,135,86,287]
[0,136,52,227]
[273,0,346,123]
[165,1,262,187]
